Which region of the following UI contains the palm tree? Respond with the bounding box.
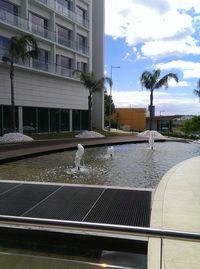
[140,69,178,130]
[194,79,200,103]
[74,71,112,131]
[2,34,39,132]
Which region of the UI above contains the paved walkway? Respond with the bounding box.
[148,156,200,269]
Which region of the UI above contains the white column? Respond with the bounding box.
[92,0,105,129]
[50,12,56,73]
[18,106,23,133]
[69,109,73,131]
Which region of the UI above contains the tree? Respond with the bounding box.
[194,79,200,103]
[2,34,39,132]
[104,90,115,127]
[104,90,115,117]
[74,71,112,131]
[140,69,178,130]
[182,116,200,134]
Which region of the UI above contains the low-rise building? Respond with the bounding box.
[112,108,146,131]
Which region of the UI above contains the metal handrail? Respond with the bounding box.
[0,215,199,242]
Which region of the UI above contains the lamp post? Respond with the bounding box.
[109,65,120,131]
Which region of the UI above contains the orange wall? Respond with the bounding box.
[113,108,146,130]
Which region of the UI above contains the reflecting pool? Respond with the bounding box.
[0,142,199,188]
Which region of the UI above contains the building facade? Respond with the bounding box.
[0,0,104,134]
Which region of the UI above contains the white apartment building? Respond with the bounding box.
[0,0,105,134]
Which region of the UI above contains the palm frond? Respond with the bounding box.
[194,89,200,103]
[7,34,39,63]
[197,79,200,90]
[100,76,113,89]
[20,34,39,62]
[140,71,153,90]
[155,73,178,89]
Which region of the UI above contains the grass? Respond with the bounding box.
[29,129,136,140]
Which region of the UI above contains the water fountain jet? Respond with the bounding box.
[149,131,155,150]
[74,144,85,170]
[107,146,114,158]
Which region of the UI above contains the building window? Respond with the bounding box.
[57,0,72,10]
[38,108,49,132]
[73,110,81,130]
[56,25,72,48]
[0,0,18,25]
[50,108,60,132]
[56,55,73,77]
[23,107,36,134]
[76,5,88,27]
[61,109,69,131]
[0,0,18,15]
[56,0,73,18]
[77,61,88,73]
[33,48,49,71]
[3,105,18,133]
[77,34,87,54]
[0,36,10,56]
[73,110,88,130]
[29,12,49,38]
[81,110,88,130]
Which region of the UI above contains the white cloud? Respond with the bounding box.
[156,60,200,79]
[141,37,200,58]
[105,0,199,58]
[168,80,189,87]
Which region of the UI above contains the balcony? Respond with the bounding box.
[57,36,73,49]
[56,65,73,77]
[37,0,89,28]
[0,9,89,55]
[0,9,55,42]
[0,9,29,31]
[0,47,75,79]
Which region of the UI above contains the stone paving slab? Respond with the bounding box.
[148,156,200,269]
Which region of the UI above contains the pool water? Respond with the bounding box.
[0,142,199,188]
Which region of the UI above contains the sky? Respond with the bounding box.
[104,0,200,116]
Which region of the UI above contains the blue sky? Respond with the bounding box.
[104,0,200,115]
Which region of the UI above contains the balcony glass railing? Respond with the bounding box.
[0,9,29,30]
[37,0,89,28]
[0,9,89,55]
[55,2,74,21]
[76,43,89,55]
[0,9,55,42]
[57,36,73,49]
[29,22,55,41]
[0,48,76,79]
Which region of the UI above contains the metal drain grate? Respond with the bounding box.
[0,183,151,228]
[0,184,59,216]
[0,182,19,195]
[84,189,151,227]
[25,186,104,221]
